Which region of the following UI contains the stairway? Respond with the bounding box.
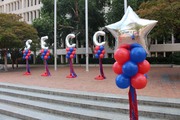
[0,83,179,120]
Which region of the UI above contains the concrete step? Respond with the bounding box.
[0,83,179,120]
[0,114,21,120]
[0,83,179,108]
[0,94,162,120]
[0,103,75,120]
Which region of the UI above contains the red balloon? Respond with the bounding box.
[112,62,123,74]
[100,54,104,58]
[119,44,130,50]
[46,53,50,56]
[44,56,48,60]
[25,56,28,60]
[74,48,76,51]
[102,50,105,54]
[131,73,147,89]
[48,50,50,53]
[70,54,74,58]
[66,48,70,51]
[94,50,97,54]
[95,46,100,51]
[138,60,150,74]
[28,50,31,53]
[27,53,30,56]
[72,51,76,55]
[114,48,130,64]
[41,49,44,53]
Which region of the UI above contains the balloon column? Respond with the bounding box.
[40,36,51,76]
[23,39,32,75]
[93,31,106,80]
[106,6,157,120]
[65,34,77,78]
[113,43,150,120]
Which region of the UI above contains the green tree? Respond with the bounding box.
[33,0,109,52]
[137,0,180,43]
[0,13,38,71]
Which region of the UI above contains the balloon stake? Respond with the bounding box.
[65,34,77,78]
[93,31,106,80]
[40,36,51,77]
[23,40,32,75]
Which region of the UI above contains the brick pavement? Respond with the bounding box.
[0,64,179,98]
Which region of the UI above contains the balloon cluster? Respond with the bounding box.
[66,47,76,59]
[40,49,50,60]
[23,50,31,60]
[113,43,150,89]
[94,45,105,58]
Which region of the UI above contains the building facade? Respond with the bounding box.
[1,0,179,64]
[0,0,42,24]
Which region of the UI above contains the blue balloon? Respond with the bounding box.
[122,61,138,77]
[100,46,104,51]
[66,54,70,58]
[28,56,31,60]
[48,56,50,59]
[97,50,101,55]
[44,49,48,53]
[70,47,74,52]
[23,56,25,59]
[116,74,130,89]
[130,43,142,49]
[41,56,44,60]
[95,54,99,58]
[130,47,146,63]
[42,53,45,56]
[23,53,26,56]
[25,50,29,53]
[67,51,71,55]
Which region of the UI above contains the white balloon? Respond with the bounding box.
[66,34,76,48]
[41,36,49,49]
[105,6,157,53]
[24,39,32,50]
[93,31,106,46]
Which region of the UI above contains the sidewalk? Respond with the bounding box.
[0,64,179,99]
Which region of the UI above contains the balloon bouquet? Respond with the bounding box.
[65,34,77,78]
[106,6,157,120]
[40,36,51,76]
[23,39,32,75]
[93,31,106,80]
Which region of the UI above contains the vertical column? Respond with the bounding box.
[29,12,31,22]
[163,52,166,57]
[3,5,7,13]
[36,10,39,18]
[171,33,175,44]
[60,55,64,64]
[155,39,157,45]
[76,38,79,63]
[155,52,158,57]
[32,10,35,21]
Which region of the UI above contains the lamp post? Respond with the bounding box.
[124,0,127,13]
[54,0,57,71]
[85,0,89,71]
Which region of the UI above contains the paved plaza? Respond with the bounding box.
[0,64,179,99]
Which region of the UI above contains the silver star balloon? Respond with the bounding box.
[105,6,158,53]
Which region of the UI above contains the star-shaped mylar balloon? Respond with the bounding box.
[105,6,158,53]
